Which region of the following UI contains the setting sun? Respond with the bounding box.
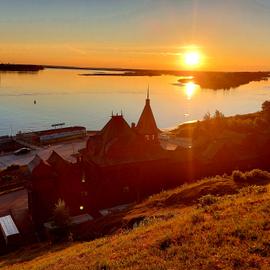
[183,51,201,67]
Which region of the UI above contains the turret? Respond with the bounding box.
[136,88,159,141]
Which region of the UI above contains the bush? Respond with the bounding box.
[246,169,270,181]
[1,175,13,181]
[53,199,71,228]
[5,164,20,171]
[239,185,268,195]
[191,213,205,224]
[50,199,71,243]
[198,194,218,207]
[262,100,270,121]
[232,170,246,182]
[232,169,270,183]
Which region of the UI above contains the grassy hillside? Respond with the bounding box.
[1,170,270,269]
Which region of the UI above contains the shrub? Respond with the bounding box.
[246,169,270,181]
[5,164,20,171]
[232,169,270,183]
[1,175,13,181]
[53,199,71,228]
[191,213,205,224]
[262,100,270,114]
[95,261,111,270]
[214,110,225,119]
[198,194,218,207]
[203,112,211,121]
[232,170,246,182]
[159,237,172,250]
[239,185,268,195]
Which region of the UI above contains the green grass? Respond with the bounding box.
[1,170,270,269]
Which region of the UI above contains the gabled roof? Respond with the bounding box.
[47,151,70,173]
[85,113,166,165]
[97,115,136,156]
[28,155,50,173]
[136,93,159,135]
[47,151,68,168]
[100,114,133,142]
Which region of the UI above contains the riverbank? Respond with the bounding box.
[0,64,44,72]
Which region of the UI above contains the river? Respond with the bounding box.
[0,68,269,135]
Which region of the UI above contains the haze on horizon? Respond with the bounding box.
[0,0,270,71]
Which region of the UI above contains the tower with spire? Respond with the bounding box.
[136,87,159,141]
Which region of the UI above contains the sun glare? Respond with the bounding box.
[184,82,198,100]
[183,51,201,67]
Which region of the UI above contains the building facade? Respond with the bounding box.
[28,94,175,228]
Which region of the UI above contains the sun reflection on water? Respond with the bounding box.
[184,82,198,100]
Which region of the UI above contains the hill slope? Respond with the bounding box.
[1,170,270,269]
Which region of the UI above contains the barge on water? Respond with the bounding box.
[16,126,87,145]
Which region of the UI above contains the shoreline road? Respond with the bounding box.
[0,138,87,170]
[0,135,191,170]
[0,189,28,213]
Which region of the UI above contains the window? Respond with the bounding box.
[81,191,88,196]
[81,173,86,183]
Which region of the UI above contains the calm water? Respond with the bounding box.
[0,68,270,136]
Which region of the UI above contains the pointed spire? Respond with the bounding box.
[136,88,159,136]
[146,85,150,105]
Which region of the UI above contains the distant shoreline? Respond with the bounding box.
[1,63,269,90]
[79,69,270,90]
[0,64,44,72]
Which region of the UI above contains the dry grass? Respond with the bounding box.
[1,170,270,269]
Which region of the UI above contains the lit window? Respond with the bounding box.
[80,206,84,210]
[82,173,86,183]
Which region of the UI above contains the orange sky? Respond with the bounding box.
[1,0,270,71]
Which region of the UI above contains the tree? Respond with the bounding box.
[203,112,211,121]
[262,100,270,113]
[53,199,71,228]
[262,100,270,122]
[214,110,224,119]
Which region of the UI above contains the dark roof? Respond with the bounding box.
[99,115,134,143]
[36,126,86,136]
[136,97,159,135]
[97,115,136,156]
[28,155,50,173]
[47,151,68,167]
[85,114,167,165]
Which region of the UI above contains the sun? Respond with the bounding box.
[183,51,201,67]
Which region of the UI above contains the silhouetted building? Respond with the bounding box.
[80,93,169,210]
[136,88,160,141]
[28,93,172,228]
[28,152,83,230]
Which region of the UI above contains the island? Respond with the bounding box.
[0,64,44,72]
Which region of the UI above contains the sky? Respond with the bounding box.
[0,0,270,71]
